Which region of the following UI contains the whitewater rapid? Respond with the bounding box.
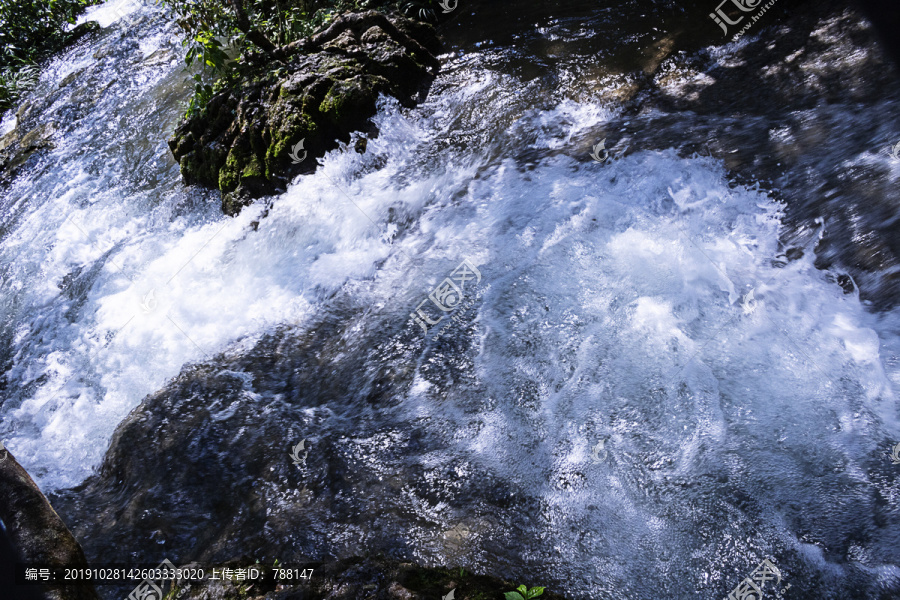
[2,1,900,596]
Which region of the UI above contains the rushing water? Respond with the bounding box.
[3,0,900,598]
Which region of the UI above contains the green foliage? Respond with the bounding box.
[247,0,336,44]
[163,0,377,54]
[0,0,92,66]
[181,31,238,118]
[0,63,38,110]
[160,0,394,116]
[504,585,545,600]
[161,0,239,117]
[0,0,97,113]
[163,0,237,45]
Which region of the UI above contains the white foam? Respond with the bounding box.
[76,0,148,28]
[0,23,898,596]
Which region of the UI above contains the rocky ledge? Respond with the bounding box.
[0,447,99,600]
[2,440,562,600]
[0,121,55,183]
[168,10,441,216]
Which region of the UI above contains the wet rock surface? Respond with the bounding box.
[168,10,441,216]
[21,1,900,599]
[575,0,900,308]
[155,555,566,600]
[0,122,57,183]
[0,448,99,600]
[3,443,547,600]
[50,306,524,579]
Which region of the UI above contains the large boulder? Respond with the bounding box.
[0,447,99,600]
[48,312,537,592]
[168,10,441,216]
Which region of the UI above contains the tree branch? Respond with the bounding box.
[274,10,440,71]
[230,0,279,57]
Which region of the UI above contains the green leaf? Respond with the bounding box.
[504,592,524,600]
[526,588,544,599]
[517,586,527,596]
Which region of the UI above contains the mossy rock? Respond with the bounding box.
[167,10,440,216]
[319,78,377,132]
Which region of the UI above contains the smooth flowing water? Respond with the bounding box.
[2,0,900,598]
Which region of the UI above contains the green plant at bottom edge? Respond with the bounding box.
[505,584,545,600]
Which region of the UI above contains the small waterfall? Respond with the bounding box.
[1,0,899,598]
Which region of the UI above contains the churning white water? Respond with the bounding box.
[2,1,900,596]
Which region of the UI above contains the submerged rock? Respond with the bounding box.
[49,306,545,597]
[0,122,56,182]
[168,10,441,216]
[0,428,546,600]
[568,0,900,308]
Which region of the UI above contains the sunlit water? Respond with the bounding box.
[2,0,900,597]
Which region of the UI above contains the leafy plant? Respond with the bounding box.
[158,0,439,116]
[180,31,239,118]
[0,63,39,110]
[504,585,545,600]
[0,0,93,66]
[0,0,98,113]
[159,0,376,115]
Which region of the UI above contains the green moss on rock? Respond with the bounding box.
[265,113,317,175]
[319,78,376,131]
[167,11,440,216]
[219,146,247,192]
